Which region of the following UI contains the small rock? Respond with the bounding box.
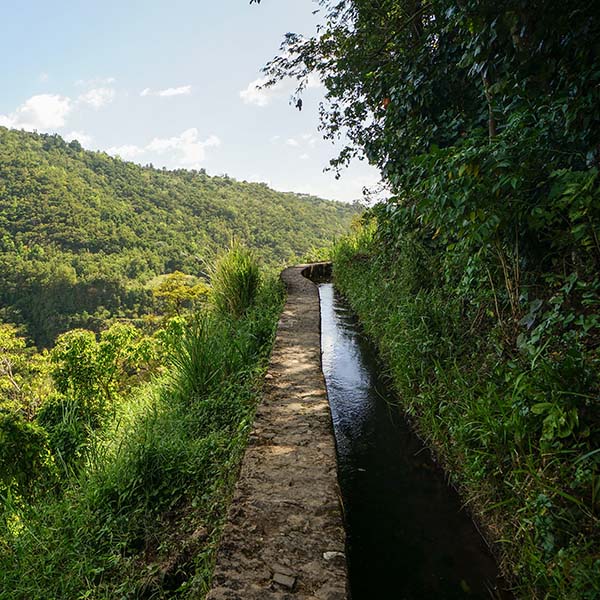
[273,572,296,589]
[314,583,346,600]
[190,526,208,542]
[315,502,339,516]
[271,563,295,577]
[323,551,345,562]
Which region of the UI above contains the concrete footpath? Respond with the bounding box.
[207,264,347,600]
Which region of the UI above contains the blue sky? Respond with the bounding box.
[1,0,381,202]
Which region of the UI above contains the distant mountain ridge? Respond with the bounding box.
[0,127,358,345]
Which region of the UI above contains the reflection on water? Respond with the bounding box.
[318,283,509,600]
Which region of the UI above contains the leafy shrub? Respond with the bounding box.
[0,411,54,495]
[50,324,156,420]
[36,394,93,470]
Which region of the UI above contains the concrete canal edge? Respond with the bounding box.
[207,263,348,600]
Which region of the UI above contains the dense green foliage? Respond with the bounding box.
[266,0,600,302]
[0,248,283,599]
[0,126,356,346]
[263,1,600,597]
[334,228,599,599]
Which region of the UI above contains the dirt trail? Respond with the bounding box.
[207,264,347,600]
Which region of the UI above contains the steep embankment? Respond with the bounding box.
[0,127,359,345]
[0,250,285,600]
[333,231,599,600]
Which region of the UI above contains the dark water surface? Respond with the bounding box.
[318,283,509,600]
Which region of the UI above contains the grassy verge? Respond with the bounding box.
[0,272,284,599]
[332,227,599,600]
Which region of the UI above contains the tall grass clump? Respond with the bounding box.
[168,315,246,402]
[209,241,261,318]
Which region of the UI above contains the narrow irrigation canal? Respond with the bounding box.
[318,282,510,600]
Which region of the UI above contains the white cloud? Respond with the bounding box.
[147,129,220,168]
[76,77,116,87]
[271,132,319,149]
[240,73,322,107]
[78,87,115,109]
[64,130,93,146]
[158,85,192,97]
[0,94,72,131]
[299,153,310,160]
[0,87,113,135]
[306,73,324,89]
[348,173,383,191]
[106,129,220,169]
[140,85,192,97]
[239,76,274,107]
[302,133,317,147]
[106,144,145,159]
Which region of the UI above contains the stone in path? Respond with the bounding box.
[207,265,347,600]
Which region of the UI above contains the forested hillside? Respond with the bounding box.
[0,126,357,346]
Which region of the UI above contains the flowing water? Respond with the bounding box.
[318,283,510,600]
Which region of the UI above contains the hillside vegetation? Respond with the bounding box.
[0,126,357,346]
[1,244,284,599]
[266,1,600,597]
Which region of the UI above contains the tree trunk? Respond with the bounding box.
[482,73,497,139]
